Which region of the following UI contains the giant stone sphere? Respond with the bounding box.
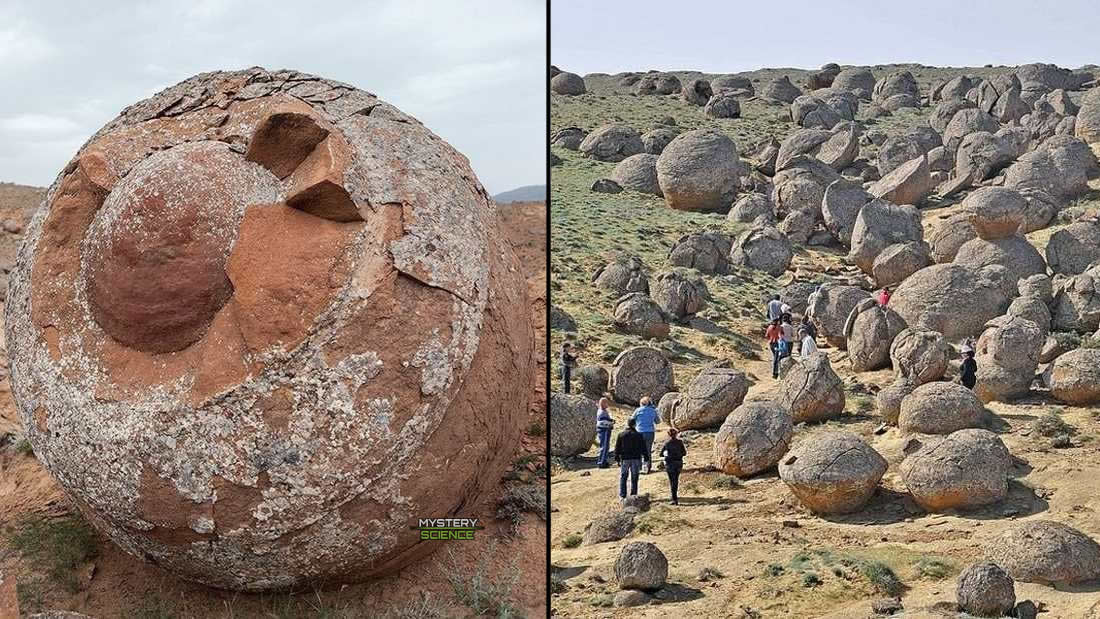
[5,68,533,590]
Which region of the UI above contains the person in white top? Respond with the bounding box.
[799,326,818,357]
[766,294,783,322]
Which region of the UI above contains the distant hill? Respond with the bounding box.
[493,184,545,203]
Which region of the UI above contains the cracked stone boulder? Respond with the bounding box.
[873,70,919,103]
[890,264,1012,340]
[1006,295,1051,336]
[610,154,662,196]
[579,124,645,162]
[551,393,596,457]
[1045,220,1100,276]
[807,283,872,349]
[5,68,535,591]
[714,400,793,477]
[657,391,679,420]
[656,129,746,212]
[772,155,841,217]
[670,366,750,431]
[956,562,1016,618]
[927,212,978,263]
[615,542,669,591]
[729,225,793,277]
[778,432,887,515]
[872,241,932,288]
[704,93,741,119]
[956,131,1017,184]
[944,108,1001,156]
[832,68,876,100]
[890,328,949,385]
[728,193,775,225]
[898,382,985,435]
[845,299,907,372]
[1050,264,1100,332]
[579,365,609,399]
[806,63,841,90]
[777,209,816,245]
[868,154,935,206]
[776,126,858,173]
[551,72,586,95]
[635,73,682,96]
[1049,348,1100,404]
[1004,135,1099,203]
[667,231,731,274]
[778,353,845,423]
[550,305,577,332]
[848,199,923,274]
[790,95,844,129]
[986,520,1100,585]
[614,293,670,339]
[651,269,707,320]
[681,78,713,106]
[933,75,976,102]
[711,75,754,95]
[551,127,586,150]
[593,254,649,295]
[973,315,1043,403]
[899,429,1011,511]
[611,347,674,406]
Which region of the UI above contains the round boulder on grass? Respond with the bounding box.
[579,124,645,162]
[551,72,586,95]
[899,429,1011,511]
[898,381,986,435]
[729,225,793,277]
[956,562,1016,618]
[615,542,669,591]
[986,520,1100,585]
[550,393,596,456]
[651,269,707,320]
[778,432,887,515]
[583,510,635,545]
[704,93,741,119]
[611,347,674,406]
[613,293,670,339]
[593,254,649,295]
[667,231,731,274]
[713,400,793,477]
[656,129,747,212]
[578,365,609,399]
[611,154,662,196]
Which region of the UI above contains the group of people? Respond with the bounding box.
[764,294,818,379]
[595,396,686,505]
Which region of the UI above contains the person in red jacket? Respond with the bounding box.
[766,318,782,379]
[877,287,891,306]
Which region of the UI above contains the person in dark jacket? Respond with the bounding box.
[960,347,977,389]
[560,342,577,393]
[614,417,647,499]
[659,428,687,505]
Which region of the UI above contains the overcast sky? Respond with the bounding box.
[0,0,544,195]
[552,0,1097,76]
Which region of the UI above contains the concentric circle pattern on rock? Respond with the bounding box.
[5,68,534,591]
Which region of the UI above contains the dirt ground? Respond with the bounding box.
[550,65,1100,617]
[0,196,548,618]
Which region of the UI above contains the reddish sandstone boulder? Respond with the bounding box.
[5,68,534,591]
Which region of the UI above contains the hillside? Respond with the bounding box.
[549,63,1100,618]
[495,184,547,203]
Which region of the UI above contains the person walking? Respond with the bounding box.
[779,315,796,361]
[766,294,783,322]
[766,318,783,379]
[614,418,647,500]
[559,342,577,394]
[960,346,978,390]
[801,314,817,340]
[595,397,614,468]
[630,397,660,474]
[799,325,818,357]
[659,428,687,505]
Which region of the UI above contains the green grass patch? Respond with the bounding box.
[5,515,98,593]
[443,539,524,618]
[561,533,582,548]
[1034,410,1076,437]
[913,556,955,580]
[14,438,33,456]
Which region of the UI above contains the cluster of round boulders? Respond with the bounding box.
[682,78,713,106]
[890,264,1012,340]
[670,365,750,430]
[583,510,635,545]
[578,365,609,399]
[1050,264,1100,333]
[635,73,682,96]
[956,562,1016,618]
[651,269,707,320]
[550,393,596,457]
[898,381,985,435]
[580,124,645,162]
[973,315,1043,403]
[845,299,907,372]
[713,400,793,477]
[890,328,948,385]
[728,193,776,225]
[1049,348,1100,404]
[808,284,871,348]
[611,154,662,195]
[779,353,846,423]
[848,199,923,274]
[611,347,674,406]
[986,520,1100,585]
[614,293,669,339]
[704,93,741,118]
[615,542,669,591]
[551,71,586,95]
[729,226,793,277]
[667,231,731,274]
[656,129,746,212]
[4,67,537,591]
[899,429,1011,511]
[593,254,649,295]
[778,432,887,515]
[1046,220,1100,275]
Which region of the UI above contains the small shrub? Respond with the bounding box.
[1034,411,1076,437]
[590,594,614,607]
[860,560,903,596]
[15,580,44,614]
[765,563,785,577]
[802,572,821,587]
[852,396,874,413]
[914,557,954,580]
[1054,331,1082,349]
[443,540,524,618]
[697,566,724,582]
[381,592,451,619]
[635,520,654,534]
[14,438,33,456]
[6,515,98,592]
[1081,335,1100,349]
[525,421,544,437]
[496,484,546,536]
[710,476,742,490]
[788,551,814,572]
[550,573,567,595]
[561,533,582,548]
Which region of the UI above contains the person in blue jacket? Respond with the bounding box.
[630,396,660,474]
[595,397,614,468]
